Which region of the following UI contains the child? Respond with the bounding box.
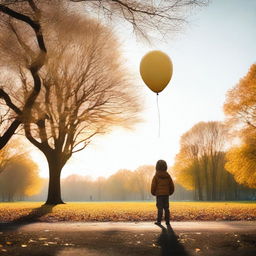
[151,160,174,226]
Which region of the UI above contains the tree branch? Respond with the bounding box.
[0,88,22,115]
[0,119,21,149]
[0,3,46,52]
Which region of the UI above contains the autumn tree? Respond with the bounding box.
[0,138,26,175]
[225,144,256,189]
[0,0,207,150]
[18,13,141,204]
[173,121,229,200]
[224,64,256,130]
[224,64,256,188]
[0,149,42,201]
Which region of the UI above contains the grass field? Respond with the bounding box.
[0,201,255,223]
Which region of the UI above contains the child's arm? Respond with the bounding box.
[169,176,175,195]
[151,176,157,196]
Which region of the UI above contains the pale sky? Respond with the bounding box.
[32,0,256,179]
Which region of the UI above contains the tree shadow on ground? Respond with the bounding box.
[13,204,55,223]
[0,204,55,231]
[157,224,189,256]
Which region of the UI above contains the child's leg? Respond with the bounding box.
[163,196,170,224]
[156,196,164,223]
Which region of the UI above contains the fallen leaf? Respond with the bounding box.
[48,242,57,245]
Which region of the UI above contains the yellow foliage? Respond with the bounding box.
[16,157,43,196]
[226,144,256,188]
[224,64,256,127]
[172,150,195,190]
[0,202,255,222]
[24,175,43,196]
[0,145,43,198]
[223,64,256,189]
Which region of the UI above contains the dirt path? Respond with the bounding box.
[1,221,256,256]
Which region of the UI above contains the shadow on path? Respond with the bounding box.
[157,224,189,256]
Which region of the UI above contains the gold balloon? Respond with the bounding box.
[140,50,173,93]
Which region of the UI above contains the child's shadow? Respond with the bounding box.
[156,224,189,256]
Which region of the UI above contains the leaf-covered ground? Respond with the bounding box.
[0,201,255,223]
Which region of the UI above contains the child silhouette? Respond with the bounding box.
[151,160,174,226]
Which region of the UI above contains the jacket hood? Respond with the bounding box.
[155,171,170,178]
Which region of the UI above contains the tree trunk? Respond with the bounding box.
[194,162,203,201]
[45,159,65,205]
[0,119,21,150]
[202,157,211,201]
[211,154,219,201]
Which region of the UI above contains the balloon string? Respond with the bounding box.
[156,93,160,138]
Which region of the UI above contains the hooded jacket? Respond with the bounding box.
[151,171,174,196]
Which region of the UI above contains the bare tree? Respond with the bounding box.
[71,0,208,41]
[19,14,140,204]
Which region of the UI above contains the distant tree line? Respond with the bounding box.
[28,166,191,201]
[1,141,254,202]
[28,167,254,202]
[31,166,157,201]
[1,157,254,202]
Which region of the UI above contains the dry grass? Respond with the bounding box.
[0,201,255,223]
